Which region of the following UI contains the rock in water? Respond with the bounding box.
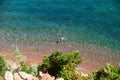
[56,37,64,43]
[5,71,13,80]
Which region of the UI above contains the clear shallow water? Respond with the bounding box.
[0,0,120,52]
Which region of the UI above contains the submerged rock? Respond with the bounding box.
[56,37,64,43]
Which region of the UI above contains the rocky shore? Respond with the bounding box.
[4,71,64,80]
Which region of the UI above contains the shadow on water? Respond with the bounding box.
[85,6,94,11]
[115,0,120,3]
[114,0,120,8]
[0,0,6,6]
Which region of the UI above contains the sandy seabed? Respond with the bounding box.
[0,42,120,73]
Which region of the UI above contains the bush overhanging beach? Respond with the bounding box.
[0,47,120,80]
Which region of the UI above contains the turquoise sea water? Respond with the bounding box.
[0,0,120,52]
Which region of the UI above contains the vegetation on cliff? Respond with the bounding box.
[91,63,120,80]
[38,51,81,80]
[0,54,8,77]
[0,47,120,80]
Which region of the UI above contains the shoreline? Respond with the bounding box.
[0,42,120,73]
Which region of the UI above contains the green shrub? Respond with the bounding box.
[0,54,7,77]
[13,46,38,75]
[118,63,120,74]
[29,63,38,76]
[20,61,30,73]
[13,45,22,63]
[38,51,81,80]
[13,45,29,73]
[91,63,120,80]
[13,45,26,64]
